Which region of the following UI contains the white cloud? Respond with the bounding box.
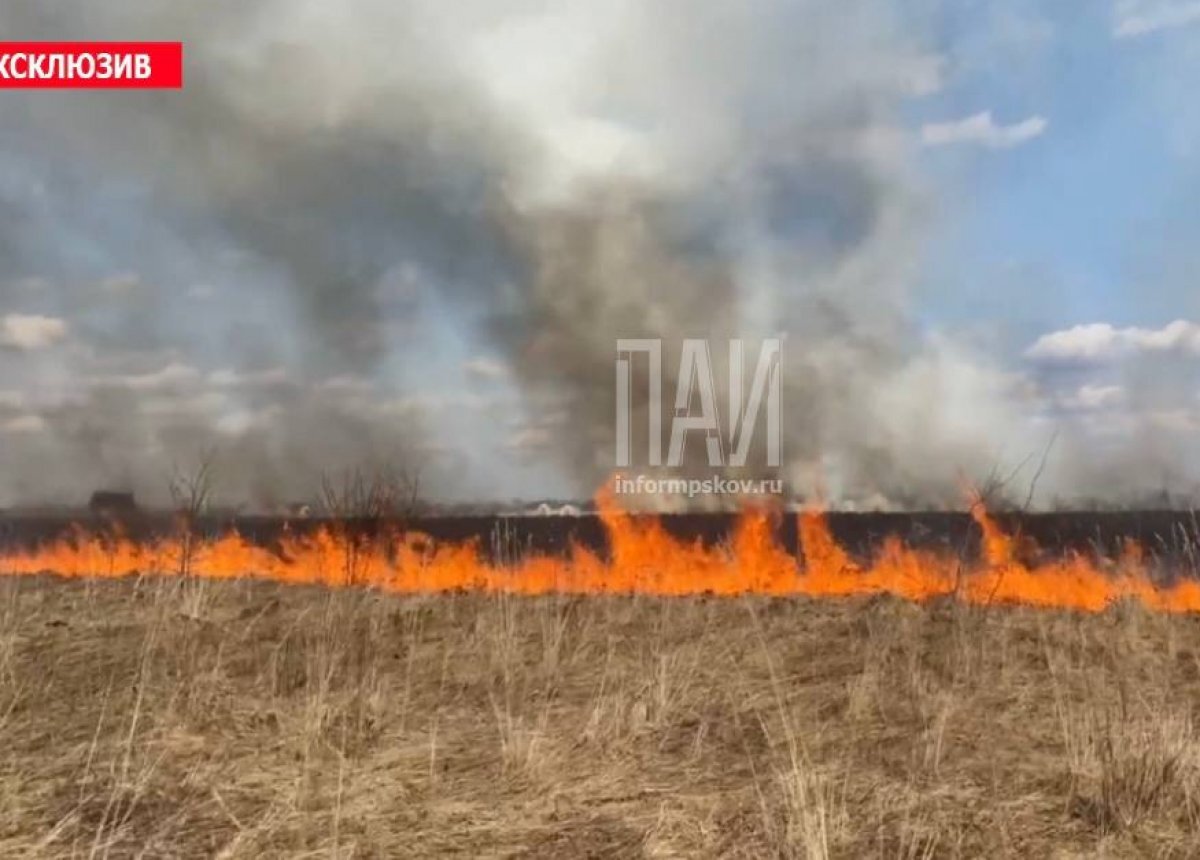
[88,362,203,391]
[505,425,554,455]
[316,374,375,395]
[208,367,289,388]
[1061,384,1125,411]
[1083,406,1200,436]
[383,392,492,415]
[1,414,46,434]
[921,111,1048,149]
[463,357,510,381]
[1026,320,1200,363]
[140,390,229,417]
[99,272,142,295]
[1114,0,1200,37]
[0,314,68,351]
[1145,408,1200,432]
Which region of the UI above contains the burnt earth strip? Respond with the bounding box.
[1,511,1199,570]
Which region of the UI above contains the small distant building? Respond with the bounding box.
[529,502,582,517]
[88,491,138,517]
[286,502,313,518]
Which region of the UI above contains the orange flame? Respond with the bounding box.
[2,492,1199,613]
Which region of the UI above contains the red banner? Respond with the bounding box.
[0,42,183,89]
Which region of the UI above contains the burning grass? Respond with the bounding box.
[3,496,1200,614]
[3,577,1200,856]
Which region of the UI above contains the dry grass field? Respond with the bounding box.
[2,574,1200,858]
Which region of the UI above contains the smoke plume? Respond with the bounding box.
[0,1,1192,509]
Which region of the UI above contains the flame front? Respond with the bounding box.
[3,495,1200,613]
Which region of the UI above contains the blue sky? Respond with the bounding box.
[915,1,1199,335]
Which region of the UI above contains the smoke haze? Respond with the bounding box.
[0,1,1196,509]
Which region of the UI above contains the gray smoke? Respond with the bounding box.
[0,1,1187,510]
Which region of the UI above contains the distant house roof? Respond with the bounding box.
[529,502,582,516]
